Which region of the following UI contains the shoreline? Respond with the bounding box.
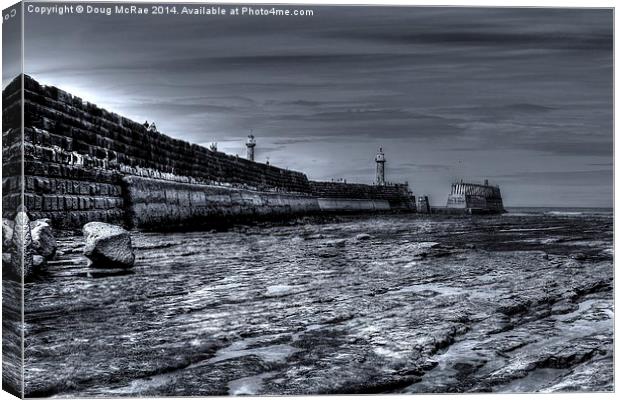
[20,212,613,396]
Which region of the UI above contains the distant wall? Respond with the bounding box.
[449,182,501,199]
[446,193,504,213]
[123,176,321,230]
[446,180,505,213]
[317,198,390,212]
[417,196,431,214]
[310,181,415,210]
[122,177,408,228]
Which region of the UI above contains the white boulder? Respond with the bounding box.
[3,218,14,250]
[82,222,135,268]
[31,219,57,259]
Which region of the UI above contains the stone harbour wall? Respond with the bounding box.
[310,181,415,210]
[2,77,24,218]
[3,75,417,229]
[316,198,390,212]
[446,193,505,214]
[23,75,311,193]
[1,75,24,398]
[123,176,321,230]
[446,182,505,213]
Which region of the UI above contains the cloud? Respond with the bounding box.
[516,142,613,157]
[333,31,612,51]
[21,6,612,207]
[493,169,612,185]
[399,163,455,171]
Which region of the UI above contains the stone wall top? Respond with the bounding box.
[19,74,312,194]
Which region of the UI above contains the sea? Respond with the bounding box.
[506,207,613,217]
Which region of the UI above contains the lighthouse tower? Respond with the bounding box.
[375,147,386,185]
[246,134,256,161]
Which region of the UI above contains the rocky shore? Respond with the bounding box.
[21,212,613,396]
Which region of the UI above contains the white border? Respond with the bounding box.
[0,1,616,400]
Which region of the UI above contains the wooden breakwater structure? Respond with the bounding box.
[2,75,416,230]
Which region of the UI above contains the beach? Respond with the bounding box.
[22,210,613,396]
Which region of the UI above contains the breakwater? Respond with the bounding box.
[123,176,321,230]
[2,75,415,230]
[446,181,504,214]
[309,181,415,210]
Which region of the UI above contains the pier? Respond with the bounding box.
[3,75,416,230]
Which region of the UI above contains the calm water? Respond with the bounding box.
[22,211,613,396]
[506,207,613,216]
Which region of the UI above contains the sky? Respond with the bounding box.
[13,4,613,207]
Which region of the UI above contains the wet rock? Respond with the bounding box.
[571,253,587,261]
[542,353,613,392]
[3,218,14,249]
[537,339,603,369]
[22,213,614,396]
[37,218,52,225]
[417,289,439,298]
[317,249,339,258]
[83,222,135,268]
[485,314,515,334]
[325,239,346,248]
[30,219,57,259]
[454,360,486,377]
[496,295,532,316]
[428,249,453,258]
[551,300,578,315]
[32,255,45,267]
[356,233,371,241]
[2,252,12,266]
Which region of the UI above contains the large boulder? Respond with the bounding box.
[32,255,45,268]
[3,210,56,280]
[3,218,14,250]
[2,218,14,273]
[30,219,57,259]
[82,222,135,268]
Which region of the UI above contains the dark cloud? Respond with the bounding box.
[21,4,613,207]
[447,103,556,119]
[494,169,612,183]
[322,7,612,50]
[516,142,613,157]
[332,31,612,51]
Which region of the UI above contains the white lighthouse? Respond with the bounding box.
[375,147,386,186]
[246,134,256,161]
